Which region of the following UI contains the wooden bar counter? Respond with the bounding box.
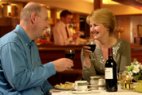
[38,44,83,85]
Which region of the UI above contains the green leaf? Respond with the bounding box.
[127,66,133,71]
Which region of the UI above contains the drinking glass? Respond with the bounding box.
[65,49,75,60]
[86,39,96,52]
[117,72,127,90]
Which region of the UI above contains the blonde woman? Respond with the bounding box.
[81,8,131,81]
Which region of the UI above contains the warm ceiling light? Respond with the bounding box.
[84,0,119,4]
[103,0,119,4]
[57,10,61,19]
[7,5,11,13]
[47,10,51,18]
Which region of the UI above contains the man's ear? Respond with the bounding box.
[30,12,37,24]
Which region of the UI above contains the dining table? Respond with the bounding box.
[50,89,142,95]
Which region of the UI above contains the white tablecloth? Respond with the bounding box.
[51,89,142,95]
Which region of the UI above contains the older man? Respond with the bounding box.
[0,2,73,95]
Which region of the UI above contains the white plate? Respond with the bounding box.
[72,90,100,94]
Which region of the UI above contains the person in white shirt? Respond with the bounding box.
[53,10,75,45]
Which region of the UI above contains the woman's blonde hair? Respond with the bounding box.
[86,8,116,35]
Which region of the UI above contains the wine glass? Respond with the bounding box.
[86,38,96,52]
[117,72,126,90]
[65,49,75,60]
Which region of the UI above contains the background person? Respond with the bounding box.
[0,2,73,95]
[81,8,131,81]
[52,10,81,45]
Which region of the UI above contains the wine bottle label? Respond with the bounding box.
[105,68,113,79]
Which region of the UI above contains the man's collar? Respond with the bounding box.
[15,25,33,46]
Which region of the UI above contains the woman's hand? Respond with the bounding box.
[82,46,92,68]
[82,46,92,57]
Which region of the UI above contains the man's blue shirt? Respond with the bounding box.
[0,25,56,95]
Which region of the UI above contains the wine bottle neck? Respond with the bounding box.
[108,48,113,57]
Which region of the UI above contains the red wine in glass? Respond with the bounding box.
[87,44,96,52]
[65,49,75,60]
[86,39,96,52]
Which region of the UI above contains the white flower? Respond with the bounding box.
[128,71,133,76]
[124,59,142,80]
[132,65,140,74]
[140,65,142,70]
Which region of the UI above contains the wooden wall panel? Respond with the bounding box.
[116,15,131,42]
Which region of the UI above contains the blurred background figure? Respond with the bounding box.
[52,10,86,45]
[52,10,73,45]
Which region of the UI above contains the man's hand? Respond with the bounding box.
[52,58,74,72]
